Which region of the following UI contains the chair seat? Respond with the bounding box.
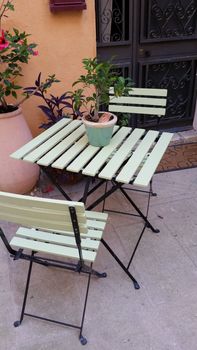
[10,235,96,262]
[10,210,108,263]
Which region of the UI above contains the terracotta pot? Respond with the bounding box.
[0,107,39,194]
[82,111,117,147]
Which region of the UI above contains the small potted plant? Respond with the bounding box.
[73,57,132,147]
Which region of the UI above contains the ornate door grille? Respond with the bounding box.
[96,0,197,129]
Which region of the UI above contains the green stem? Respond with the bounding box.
[92,92,99,122]
[15,85,40,107]
[0,0,8,21]
[0,95,7,109]
[0,0,14,30]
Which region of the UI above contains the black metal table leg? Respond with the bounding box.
[119,186,160,233]
[41,167,72,201]
[101,238,140,289]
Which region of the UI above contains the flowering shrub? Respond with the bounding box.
[0,0,38,113]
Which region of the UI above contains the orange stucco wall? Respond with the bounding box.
[4,0,96,136]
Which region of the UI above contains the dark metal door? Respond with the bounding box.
[96,0,197,129]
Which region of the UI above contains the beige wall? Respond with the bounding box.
[4,0,96,136]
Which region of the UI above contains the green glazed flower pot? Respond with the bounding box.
[82,112,117,147]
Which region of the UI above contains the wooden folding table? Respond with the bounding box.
[11,118,173,288]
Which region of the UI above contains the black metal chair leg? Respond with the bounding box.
[101,181,108,213]
[14,252,34,327]
[81,264,107,278]
[79,263,93,345]
[81,176,92,204]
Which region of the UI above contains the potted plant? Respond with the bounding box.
[0,0,55,194]
[25,73,83,130]
[72,57,132,147]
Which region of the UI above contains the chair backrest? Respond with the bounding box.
[108,87,168,119]
[0,191,88,235]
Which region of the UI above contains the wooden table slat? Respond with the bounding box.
[116,130,159,184]
[82,127,132,177]
[10,118,173,189]
[67,144,100,173]
[23,120,82,163]
[98,128,146,180]
[134,132,173,187]
[52,135,89,169]
[37,125,85,166]
[10,118,72,159]
[66,125,120,173]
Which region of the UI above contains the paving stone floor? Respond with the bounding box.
[0,167,197,350]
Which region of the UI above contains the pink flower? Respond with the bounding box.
[33,50,38,56]
[0,30,9,50]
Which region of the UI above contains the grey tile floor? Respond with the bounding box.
[0,168,197,350]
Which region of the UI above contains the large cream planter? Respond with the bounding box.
[0,107,39,194]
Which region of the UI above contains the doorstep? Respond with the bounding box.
[171,128,197,144]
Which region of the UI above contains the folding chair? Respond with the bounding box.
[109,87,168,128]
[108,88,168,199]
[108,88,167,196]
[105,87,168,265]
[0,191,108,345]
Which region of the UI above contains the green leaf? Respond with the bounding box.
[13,85,21,90]
[6,2,14,11]
[12,91,17,98]
[4,80,11,87]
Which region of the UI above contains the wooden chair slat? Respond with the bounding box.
[0,204,74,223]
[0,212,88,234]
[10,237,97,262]
[87,219,107,231]
[109,96,167,106]
[0,191,88,233]
[16,227,100,251]
[109,87,167,120]
[54,229,103,240]
[85,210,108,222]
[109,87,168,97]
[0,191,84,212]
[0,192,106,240]
[109,105,166,116]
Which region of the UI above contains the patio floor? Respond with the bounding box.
[0,167,197,350]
